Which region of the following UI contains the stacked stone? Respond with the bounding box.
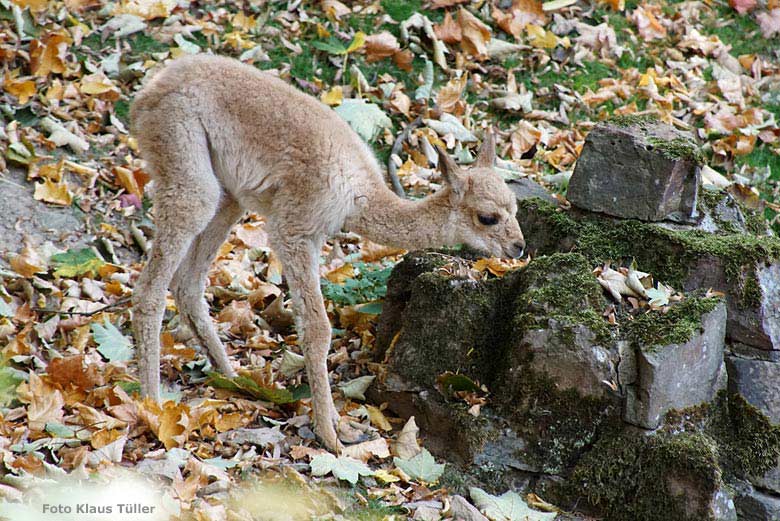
[372,117,780,521]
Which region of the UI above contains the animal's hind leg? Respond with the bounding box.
[171,196,244,377]
[132,120,221,402]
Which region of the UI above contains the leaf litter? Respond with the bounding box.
[0,0,778,518]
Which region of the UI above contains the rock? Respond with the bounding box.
[515,197,780,351]
[449,495,488,521]
[507,178,556,204]
[622,300,728,429]
[502,253,616,400]
[566,115,701,223]
[750,460,780,495]
[570,430,736,521]
[726,356,780,425]
[734,482,780,521]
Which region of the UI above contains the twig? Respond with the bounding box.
[32,296,132,317]
[387,116,423,199]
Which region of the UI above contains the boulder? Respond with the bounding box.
[515,197,780,351]
[566,115,701,223]
[733,482,780,521]
[726,356,780,426]
[568,430,737,521]
[622,300,728,429]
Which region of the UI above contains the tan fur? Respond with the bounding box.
[130,55,524,451]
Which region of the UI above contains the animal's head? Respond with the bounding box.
[437,130,525,259]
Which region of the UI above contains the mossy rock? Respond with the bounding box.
[566,118,701,223]
[517,197,780,351]
[564,429,732,521]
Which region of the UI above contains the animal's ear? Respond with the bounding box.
[474,128,496,168]
[436,145,467,196]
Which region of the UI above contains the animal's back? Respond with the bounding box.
[131,55,382,229]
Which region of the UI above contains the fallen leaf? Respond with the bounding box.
[365,31,400,62]
[392,416,421,459]
[458,7,491,56]
[91,318,134,362]
[335,100,392,142]
[310,453,373,484]
[338,375,375,401]
[757,8,780,38]
[434,11,462,44]
[342,437,391,462]
[470,487,557,521]
[26,372,65,431]
[158,401,191,449]
[393,448,445,484]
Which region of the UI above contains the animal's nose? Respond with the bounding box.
[511,241,525,259]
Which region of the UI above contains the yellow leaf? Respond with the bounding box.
[12,0,48,12]
[232,12,256,32]
[321,86,343,106]
[79,72,120,100]
[30,33,72,77]
[365,404,393,431]
[34,177,72,206]
[215,412,244,432]
[325,263,355,283]
[526,24,558,48]
[3,75,36,104]
[346,31,366,53]
[158,401,191,449]
[317,23,331,38]
[9,246,47,278]
[116,0,177,20]
[91,428,125,449]
[375,469,401,483]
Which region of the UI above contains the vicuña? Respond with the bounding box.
[130,54,525,451]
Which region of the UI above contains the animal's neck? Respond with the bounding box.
[345,183,458,250]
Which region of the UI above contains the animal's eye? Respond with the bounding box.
[478,214,499,226]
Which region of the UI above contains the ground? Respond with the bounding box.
[0,0,779,520]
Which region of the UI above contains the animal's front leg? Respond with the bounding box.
[272,237,341,452]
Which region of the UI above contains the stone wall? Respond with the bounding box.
[372,117,780,521]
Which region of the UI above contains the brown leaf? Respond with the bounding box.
[434,11,462,44]
[3,75,36,104]
[393,49,414,72]
[30,32,72,77]
[365,31,401,62]
[27,372,65,431]
[49,355,104,390]
[9,245,47,278]
[492,0,546,39]
[33,177,72,206]
[158,401,191,449]
[436,75,468,114]
[458,8,491,57]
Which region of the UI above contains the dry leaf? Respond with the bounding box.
[492,0,546,39]
[49,355,104,390]
[365,31,401,62]
[27,372,65,431]
[30,32,72,77]
[434,11,462,44]
[391,416,420,459]
[158,401,191,449]
[458,8,491,57]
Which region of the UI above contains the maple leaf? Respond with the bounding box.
[26,372,65,431]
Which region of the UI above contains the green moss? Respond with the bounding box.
[609,113,660,128]
[517,198,780,308]
[508,368,616,475]
[567,429,721,521]
[663,392,780,479]
[646,136,704,163]
[514,253,612,344]
[624,297,720,350]
[712,394,780,477]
